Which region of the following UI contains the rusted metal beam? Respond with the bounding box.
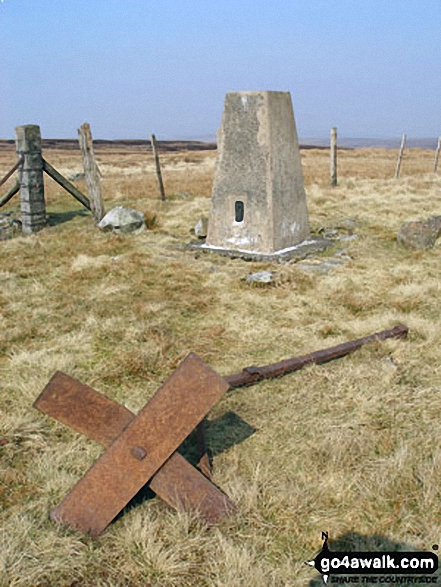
[35,354,234,535]
[224,324,408,389]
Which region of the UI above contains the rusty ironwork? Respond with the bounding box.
[196,419,212,479]
[34,354,235,536]
[34,371,134,445]
[34,324,408,535]
[131,445,148,460]
[224,324,408,389]
[0,156,23,189]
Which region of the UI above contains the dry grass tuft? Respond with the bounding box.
[1,144,441,585]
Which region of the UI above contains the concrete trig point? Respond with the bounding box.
[205,91,310,256]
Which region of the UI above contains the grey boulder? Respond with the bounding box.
[397,216,441,250]
[98,206,146,234]
[245,271,274,284]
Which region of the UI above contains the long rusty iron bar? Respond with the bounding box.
[224,324,408,389]
[0,181,20,208]
[42,158,91,210]
[0,156,23,189]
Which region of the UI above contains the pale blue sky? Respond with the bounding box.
[1,1,440,139]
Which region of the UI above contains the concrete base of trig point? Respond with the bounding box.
[188,237,333,263]
[15,125,46,234]
[205,91,310,256]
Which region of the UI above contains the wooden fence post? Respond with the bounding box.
[78,123,105,223]
[15,125,46,234]
[394,133,406,179]
[330,127,337,187]
[151,134,165,201]
[434,136,441,174]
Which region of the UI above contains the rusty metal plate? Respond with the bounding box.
[35,371,235,525]
[151,450,234,523]
[34,371,135,446]
[48,353,230,535]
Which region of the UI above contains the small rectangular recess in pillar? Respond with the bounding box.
[206,91,310,255]
[15,125,46,234]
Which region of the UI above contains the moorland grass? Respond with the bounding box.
[1,144,441,586]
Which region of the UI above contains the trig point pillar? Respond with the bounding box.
[206,91,310,255]
[15,125,46,234]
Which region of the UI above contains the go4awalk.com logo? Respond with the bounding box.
[305,533,439,585]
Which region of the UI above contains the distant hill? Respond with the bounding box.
[0,139,217,152]
[185,134,439,150]
[299,137,439,150]
[165,135,440,150]
[0,136,438,151]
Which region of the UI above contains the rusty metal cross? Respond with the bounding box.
[33,325,408,536]
[34,353,236,536]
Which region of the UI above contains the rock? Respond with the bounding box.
[335,218,356,231]
[11,219,22,229]
[318,218,357,240]
[0,212,22,240]
[194,216,208,239]
[97,206,145,234]
[67,172,85,182]
[297,259,344,274]
[319,228,338,239]
[338,234,359,243]
[246,270,274,284]
[397,216,441,250]
[334,249,352,259]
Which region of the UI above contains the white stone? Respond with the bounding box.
[97,206,145,234]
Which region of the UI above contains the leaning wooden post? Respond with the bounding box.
[433,136,441,174]
[15,125,46,234]
[394,133,406,179]
[151,134,166,201]
[330,127,337,187]
[78,123,105,223]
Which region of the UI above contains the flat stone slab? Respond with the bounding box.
[187,237,334,263]
[246,270,274,284]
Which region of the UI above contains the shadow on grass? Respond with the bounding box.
[47,209,89,226]
[307,532,439,585]
[179,410,256,468]
[115,411,255,522]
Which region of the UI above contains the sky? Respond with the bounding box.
[1,0,440,140]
